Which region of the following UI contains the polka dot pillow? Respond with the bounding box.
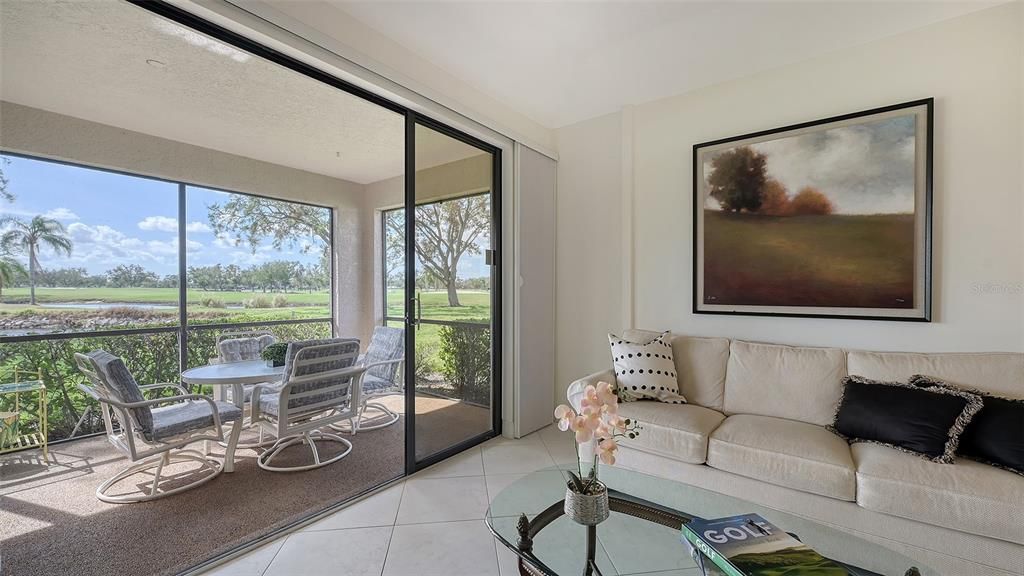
[608,331,687,404]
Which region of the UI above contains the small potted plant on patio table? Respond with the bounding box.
[553,381,641,526]
[261,342,288,367]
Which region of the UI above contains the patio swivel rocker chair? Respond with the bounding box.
[74,350,243,503]
[332,325,405,435]
[249,338,366,472]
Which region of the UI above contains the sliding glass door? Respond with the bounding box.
[405,117,500,468]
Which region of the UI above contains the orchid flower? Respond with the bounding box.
[555,381,642,492]
[597,438,618,465]
[554,404,575,431]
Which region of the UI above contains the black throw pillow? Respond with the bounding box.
[910,375,1024,476]
[829,375,983,463]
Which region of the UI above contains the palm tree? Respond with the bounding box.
[0,215,73,305]
[0,255,27,301]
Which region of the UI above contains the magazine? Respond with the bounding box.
[681,513,850,576]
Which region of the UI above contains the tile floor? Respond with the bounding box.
[205,425,579,576]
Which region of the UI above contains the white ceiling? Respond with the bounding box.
[0,0,483,184]
[334,0,1002,128]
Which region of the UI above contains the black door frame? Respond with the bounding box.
[129,1,503,477]
[404,112,502,473]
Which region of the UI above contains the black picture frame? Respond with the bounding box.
[692,98,933,321]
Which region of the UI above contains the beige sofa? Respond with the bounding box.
[569,329,1024,575]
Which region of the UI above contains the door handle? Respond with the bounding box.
[416,293,422,331]
[408,295,422,330]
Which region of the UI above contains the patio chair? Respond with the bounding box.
[249,338,366,472]
[214,331,280,405]
[216,330,276,364]
[74,351,243,503]
[331,325,405,434]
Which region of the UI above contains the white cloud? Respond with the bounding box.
[0,207,79,221]
[138,216,211,233]
[44,207,80,221]
[214,234,240,249]
[138,216,178,232]
[147,237,203,255]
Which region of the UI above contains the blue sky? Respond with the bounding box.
[1,154,490,281]
[0,154,324,276]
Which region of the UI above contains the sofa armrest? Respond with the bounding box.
[567,369,616,407]
[565,369,615,469]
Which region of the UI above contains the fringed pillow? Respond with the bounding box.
[608,331,687,404]
[829,375,982,463]
[910,375,1024,475]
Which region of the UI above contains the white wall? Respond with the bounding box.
[554,111,624,397]
[555,2,1024,401]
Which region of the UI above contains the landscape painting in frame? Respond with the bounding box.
[693,99,932,320]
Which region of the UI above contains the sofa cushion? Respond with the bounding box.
[707,414,856,501]
[622,330,730,411]
[847,350,1024,400]
[852,443,1024,544]
[723,340,847,426]
[616,401,725,464]
[672,336,730,411]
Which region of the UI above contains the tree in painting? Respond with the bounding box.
[707,147,767,213]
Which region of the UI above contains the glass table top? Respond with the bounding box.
[0,380,45,394]
[485,465,933,576]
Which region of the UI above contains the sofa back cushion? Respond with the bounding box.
[848,350,1024,400]
[622,329,729,411]
[724,340,847,426]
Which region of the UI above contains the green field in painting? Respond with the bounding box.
[702,210,915,308]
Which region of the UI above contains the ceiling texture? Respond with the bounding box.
[0,0,483,184]
[333,0,1003,128]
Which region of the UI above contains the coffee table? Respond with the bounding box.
[486,466,932,576]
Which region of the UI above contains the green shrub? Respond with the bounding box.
[244,296,273,309]
[437,320,491,406]
[200,297,226,308]
[0,320,331,442]
[272,295,288,308]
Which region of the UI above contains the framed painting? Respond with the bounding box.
[693,99,933,321]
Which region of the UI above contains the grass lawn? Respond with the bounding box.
[702,210,916,308]
[1,287,492,357]
[1,287,330,306]
[386,289,490,323]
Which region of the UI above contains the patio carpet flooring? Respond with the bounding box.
[0,396,489,576]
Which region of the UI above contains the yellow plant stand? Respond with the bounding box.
[0,369,48,460]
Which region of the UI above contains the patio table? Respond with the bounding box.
[180,360,285,453]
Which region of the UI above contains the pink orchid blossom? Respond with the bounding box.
[597,438,618,465]
[554,404,576,431]
[596,381,618,406]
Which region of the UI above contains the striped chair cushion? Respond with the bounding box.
[86,350,153,435]
[278,338,361,413]
[218,335,276,363]
[364,326,404,382]
[149,401,242,441]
